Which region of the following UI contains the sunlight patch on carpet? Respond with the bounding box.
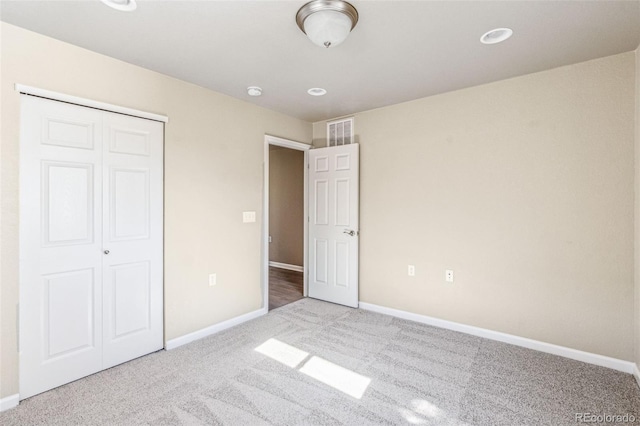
[254,338,309,368]
[299,356,371,399]
[398,399,446,424]
[254,338,371,399]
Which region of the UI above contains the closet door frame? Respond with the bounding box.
[17,85,168,400]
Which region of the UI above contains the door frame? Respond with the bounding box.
[262,135,311,310]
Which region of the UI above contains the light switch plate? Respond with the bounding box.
[243,211,256,223]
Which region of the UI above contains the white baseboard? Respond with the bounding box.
[359,302,635,374]
[634,364,640,389]
[0,394,19,412]
[269,261,303,272]
[165,307,268,350]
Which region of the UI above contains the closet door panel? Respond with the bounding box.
[19,96,104,400]
[101,111,164,369]
[20,95,165,399]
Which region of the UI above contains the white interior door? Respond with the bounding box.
[19,96,163,399]
[308,144,359,308]
[20,96,104,399]
[101,111,164,369]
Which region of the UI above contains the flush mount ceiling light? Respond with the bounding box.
[296,0,358,48]
[307,88,327,96]
[480,28,513,44]
[100,0,137,12]
[247,86,263,97]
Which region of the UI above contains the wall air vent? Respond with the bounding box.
[327,117,354,147]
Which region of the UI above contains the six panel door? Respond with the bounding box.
[19,96,164,399]
[308,144,359,308]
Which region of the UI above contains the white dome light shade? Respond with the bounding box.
[304,10,352,48]
[296,0,359,49]
[100,0,137,12]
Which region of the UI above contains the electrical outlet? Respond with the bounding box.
[269,236,272,243]
[209,273,217,287]
[445,269,454,283]
[408,265,415,276]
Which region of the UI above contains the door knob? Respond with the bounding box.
[104,250,110,255]
[343,229,358,237]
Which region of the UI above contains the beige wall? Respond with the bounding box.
[314,52,636,361]
[0,23,311,398]
[269,146,304,266]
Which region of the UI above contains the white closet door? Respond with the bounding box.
[101,111,163,368]
[19,96,164,399]
[20,96,104,399]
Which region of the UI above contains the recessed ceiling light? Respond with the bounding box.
[480,28,513,45]
[100,0,137,12]
[307,88,327,96]
[247,86,263,97]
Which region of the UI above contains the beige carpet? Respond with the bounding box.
[1,298,639,425]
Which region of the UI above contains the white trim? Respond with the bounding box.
[15,84,168,123]
[0,394,19,412]
[165,308,267,350]
[269,261,304,272]
[359,302,636,374]
[265,134,311,151]
[263,135,311,311]
[634,364,640,389]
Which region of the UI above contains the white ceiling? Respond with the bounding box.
[2,0,639,122]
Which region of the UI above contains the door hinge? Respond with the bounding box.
[16,303,20,352]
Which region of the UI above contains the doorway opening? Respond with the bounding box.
[262,135,311,311]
